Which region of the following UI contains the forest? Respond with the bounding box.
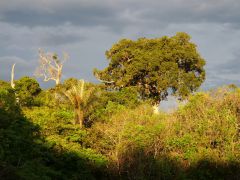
[0,33,240,180]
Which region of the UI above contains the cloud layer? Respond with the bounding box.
[0,0,239,88]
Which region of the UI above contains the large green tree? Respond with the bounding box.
[94,32,206,107]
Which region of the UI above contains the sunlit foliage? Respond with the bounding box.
[94,32,205,105]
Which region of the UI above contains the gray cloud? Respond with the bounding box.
[1,6,114,27]
[39,32,86,46]
[0,56,35,81]
[202,76,240,90]
[0,0,239,89]
[0,56,28,65]
[217,53,240,74]
[1,0,240,30]
[140,0,240,25]
[0,2,131,33]
[203,63,240,90]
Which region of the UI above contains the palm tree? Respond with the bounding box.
[63,79,95,128]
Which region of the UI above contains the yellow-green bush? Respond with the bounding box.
[89,87,240,179]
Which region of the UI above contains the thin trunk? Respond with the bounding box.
[153,103,159,114]
[56,79,60,85]
[74,108,80,125]
[11,63,16,89]
[78,109,83,129]
[75,106,84,128]
[56,66,62,85]
[80,80,84,99]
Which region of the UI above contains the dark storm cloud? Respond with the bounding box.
[1,7,115,27]
[0,2,132,33]
[0,0,239,90]
[1,0,240,30]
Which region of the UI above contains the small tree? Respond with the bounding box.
[35,49,68,85]
[94,32,206,113]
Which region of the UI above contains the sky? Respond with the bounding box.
[0,0,240,90]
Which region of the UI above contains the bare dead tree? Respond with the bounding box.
[10,63,20,103]
[35,49,68,85]
[11,63,16,89]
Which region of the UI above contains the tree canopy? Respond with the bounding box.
[94,32,206,104]
[15,76,41,106]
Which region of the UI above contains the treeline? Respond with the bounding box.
[1,78,240,179]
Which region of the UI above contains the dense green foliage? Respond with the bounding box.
[94,32,206,104]
[15,76,41,106]
[1,79,239,179]
[0,80,107,179]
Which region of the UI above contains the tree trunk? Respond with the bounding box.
[56,66,62,85]
[78,109,84,129]
[153,103,159,114]
[75,107,84,128]
[56,78,60,85]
